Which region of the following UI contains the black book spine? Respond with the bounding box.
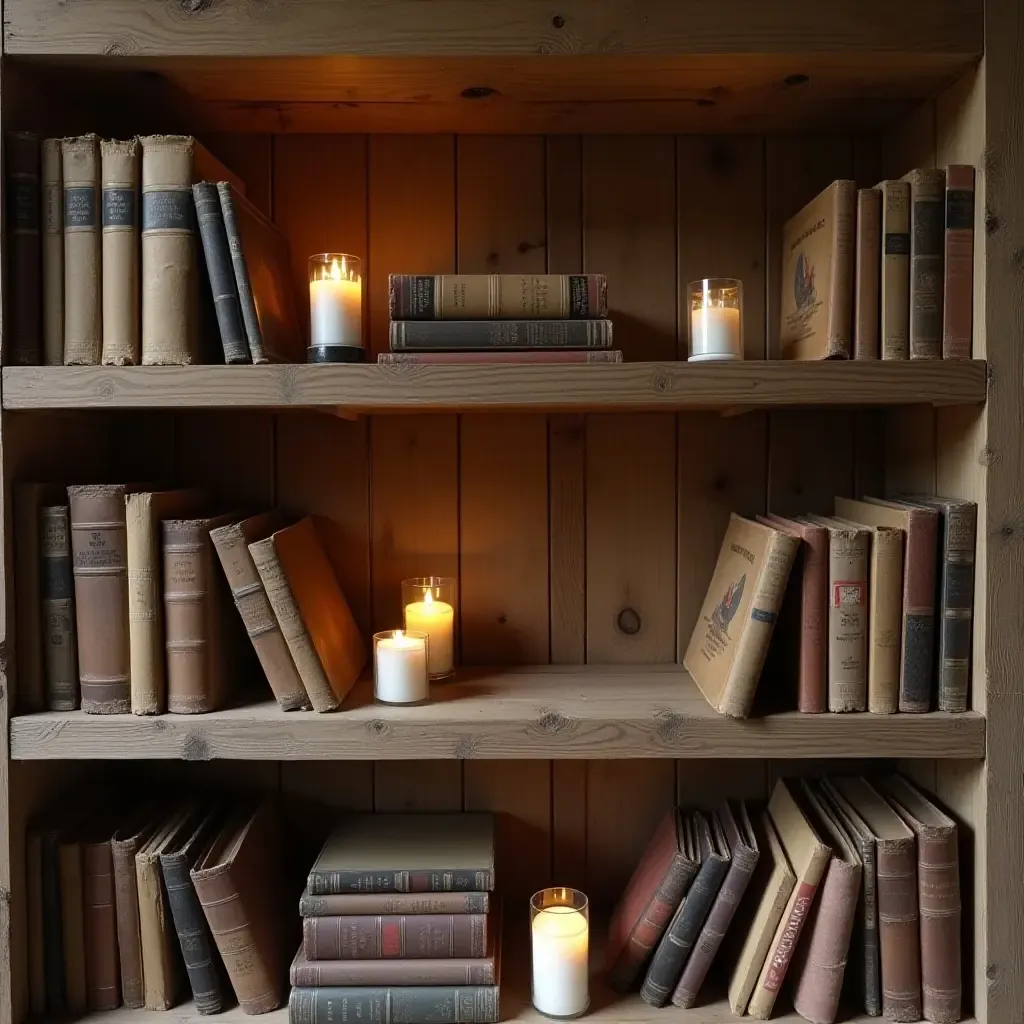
[289,985,499,1024]
[41,829,67,1015]
[307,867,494,896]
[390,319,613,351]
[216,181,267,364]
[40,505,78,710]
[192,182,249,365]
[936,501,977,713]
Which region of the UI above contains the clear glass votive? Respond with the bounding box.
[531,887,590,1019]
[688,277,743,362]
[308,252,364,363]
[373,629,429,705]
[402,577,456,680]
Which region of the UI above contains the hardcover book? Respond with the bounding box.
[40,504,78,711]
[112,810,160,1008]
[100,138,140,366]
[299,890,491,916]
[42,137,63,366]
[40,823,67,1013]
[876,180,911,359]
[289,985,499,1024]
[290,944,499,987]
[943,165,975,359]
[390,318,613,351]
[82,818,121,1011]
[303,913,489,961]
[378,350,623,364]
[58,825,89,1015]
[62,134,102,366]
[854,187,882,359]
[7,131,41,365]
[905,168,946,359]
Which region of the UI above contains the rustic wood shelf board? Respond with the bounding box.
[9,667,986,761]
[1,361,988,413]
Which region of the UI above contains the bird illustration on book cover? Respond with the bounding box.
[711,574,746,635]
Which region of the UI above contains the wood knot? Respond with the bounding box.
[460,86,498,99]
[97,377,115,399]
[654,709,685,743]
[985,207,1000,235]
[181,732,211,761]
[617,608,642,635]
[784,73,810,86]
[153,718,168,731]
[538,709,575,735]
[0,886,10,907]
[103,36,139,56]
[986,963,998,982]
[180,0,214,12]
[552,14,566,27]
[1001,523,1015,539]
[497,614,508,625]
[454,736,479,759]
[653,374,671,394]
[368,719,389,737]
[979,445,997,467]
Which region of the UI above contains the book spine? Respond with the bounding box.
[390,319,614,351]
[307,868,496,897]
[868,529,903,715]
[68,485,131,713]
[7,131,41,365]
[942,166,975,360]
[111,840,145,1008]
[193,182,250,364]
[216,181,267,363]
[160,854,224,1015]
[27,832,46,1015]
[101,139,140,366]
[41,831,67,1014]
[908,169,946,360]
[59,838,89,1014]
[378,349,623,364]
[83,840,121,1011]
[916,829,961,1024]
[40,504,79,711]
[880,181,911,360]
[300,892,491,916]
[388,273,608,320]
[854,188,881,359]
[140,135,196,365]
[126,494,164,715]
[14,485,47,711]
[825,180,856,358]
[41,138,64,366]
[292,956,496,987]
[304,914,488,961]
[798,527,828,714]
[935,503,977,713]
[827,529,869,713]
[877,840,922,1022]
[899,509,939,713]
[289,985,500,1024]
[137,854,177,1010]
[62,134,102,365]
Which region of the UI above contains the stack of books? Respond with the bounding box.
[290,813,501,1024]
[382,273,622,364]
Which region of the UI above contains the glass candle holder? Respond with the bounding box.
[402,577,456,680]
[373,630,429,705]
[688,278,743,362]
[308,253,364,363]
[531,888,590,1020]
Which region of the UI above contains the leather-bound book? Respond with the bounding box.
[304,913,489,960]
[217,182,267,363]
[59,825,89,1015]
[904,168,946,360]
[100,138,140,365]
[112,811,159,1009]
[300,890,491,916]
[82,819,121,1010]
[68,485,132,714]
[291,943,499,987]
[943,166,975,359]
[879,776,961,1024]
[876,179,911,360]
[290,985,499,1024]
[642,811,729,1007]
[26,827,47,1015]
[7,130,41,365]
[42,138,64,366]
[192,801,285,1014]
[40,503,79,710]
[791,781,863,1024]
[40,823,67,1013]
[854,187,882,359]
[835,497,939,713]
[211,512,310,711]
[390,318,613,351]
[673,800,760,1008]
[163,513,239,714]
[62,134,102,365]
[606,809,699,993]
[831,776,921,1022]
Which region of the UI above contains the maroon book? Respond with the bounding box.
[304,913,488,960]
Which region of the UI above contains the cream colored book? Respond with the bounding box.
[683,514,799,718]
[876,180,911,360]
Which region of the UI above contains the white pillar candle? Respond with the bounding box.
[374,631,428,704]
[531,906,589,1018]
[404,590,455,677]
[310,257,362,349]
[690,304,742,361]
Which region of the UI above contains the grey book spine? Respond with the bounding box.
[41,829,67,1015]
[289,985,499,1024]
[389,319,613,351]
[908,169,945,359]
[307,867,494,896]
[216,181,267,364]
[40,505,78,710]
[193,183,249,364]
[934,501,977,713]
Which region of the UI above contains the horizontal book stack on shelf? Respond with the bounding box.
[383,273,623,363]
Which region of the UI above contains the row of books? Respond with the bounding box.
[16,483,365,715]
[5,132,301,368]
[609,775,962,1023]
[781,167,975,361]
[686,494,977,718]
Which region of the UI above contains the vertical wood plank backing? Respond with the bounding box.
[206,133,274,215]
[109,411,176,485]
[678,759,768,809]
[374,763,463,813]
[881,101,937,182]
[853,409,887,499]
[884,406,938,495]
[549,415,585,666]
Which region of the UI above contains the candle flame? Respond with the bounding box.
[424,590,434,606]
[319,257,359,283]
[394,629,403,640]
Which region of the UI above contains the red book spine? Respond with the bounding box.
[304,914,489,961]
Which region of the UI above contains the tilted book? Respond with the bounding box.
[100,138,140,366]
[854,187,881,359]
[7,131,41,365]
[876,180,911,360]
[62,134,102,365]
[42,138,64,366]
[40,504,78,711]
[390,318,613,351]
[112,810,160,1009]
[904,168,946,360]
[684,514,799,718]
[943,165,975,359]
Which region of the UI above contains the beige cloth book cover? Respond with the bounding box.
[62,134,102,365]
[877,180,911,359]
[101,138,140,365]
[853,187,881,359]
[42,138,64,366]
[684,513,799,718]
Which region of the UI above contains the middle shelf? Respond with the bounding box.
[8,665,986,761]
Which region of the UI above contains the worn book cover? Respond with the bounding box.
[82,816,121,1011]
[943,165,975,359]
[876,180,911,359]
[290,985,499,1024]
[854,188,882,359]
[378,349,623,364]
[40,504,78,711]
[390,319,613,351]
[779,179,856,360]
[101,138,140,366]
[905,168,946,359]
[7,131,41,365]
[291,942,498,987]
[62,134,102,365]
[42,138,64,366]
[304,913,489,961]
[300,890,491,917]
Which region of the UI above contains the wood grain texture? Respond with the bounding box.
[549,415,585,665]
[767,409,855,514]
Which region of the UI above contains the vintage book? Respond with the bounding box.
[304,913,488,961]
[164,513,238,714]
[100,138,140,365]
[607,810,699,993]
[854,188,882,359]
[112,811,158,1009]
[26,828,47,1015]
[289,985,499,1024]
[269,516,366,711]
[210,512,310,711]
[309,813,496,896]
[390,319,613,351]
[68,485,132,713]
[42,137,64,365]
[378,349,623,364]
[300,889,492,916]
[903,495,977,713]
[642,811,728,1007]
[82,819,121,1011]
[672,801,760,1008]
[790,780,863,1024]
[831,776,921,1022]
[905,168,946,359]
[876,179,911,360]
[747,780,832,1020]
[217,182,265,363]
[835,497,939,712]
[779,179,855,360]
[126,489,206,714]
[40,503,78,710]
[192,801,285,1014]
[41,824,67,1013]
[7,131,41,364]
[62,134,102,365]
[389,273,608,320]
[879,775,961,1024]
[943,165,975,359]
[194,181,250,363]
[683,513,799,718]
[160,806,228,1015]
[290,946,498,987]
[59,826,89,1015]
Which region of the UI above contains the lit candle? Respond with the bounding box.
[309,254,363,354]
[691,304,742,360]
[532,904,590,1019]
[373,630,428,705]
[404,589,455,679]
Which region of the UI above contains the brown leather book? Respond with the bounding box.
[943,165,975,360]
[40,503,79,711]
[300,890,491,916]
[905,168,946,360]
[304,913,489,960]
[210,512,310,711]
[62,134,102,365]
[68,485,132,713]
[876,180,911,360]
[26,827,47,1015]
[832,776,921,1022]
[101,138,140,365]
[291,944,498,987]
[854,187,882,359]
[191,800,285,1014]
[163,513,239,714]
[607,809,700,993]
[59,826,89,1015]
[7,130,41,365]
[112,812,159,1009]
[82,819,121,1010]
[879,775,961,1024]
[42,137,64,366]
